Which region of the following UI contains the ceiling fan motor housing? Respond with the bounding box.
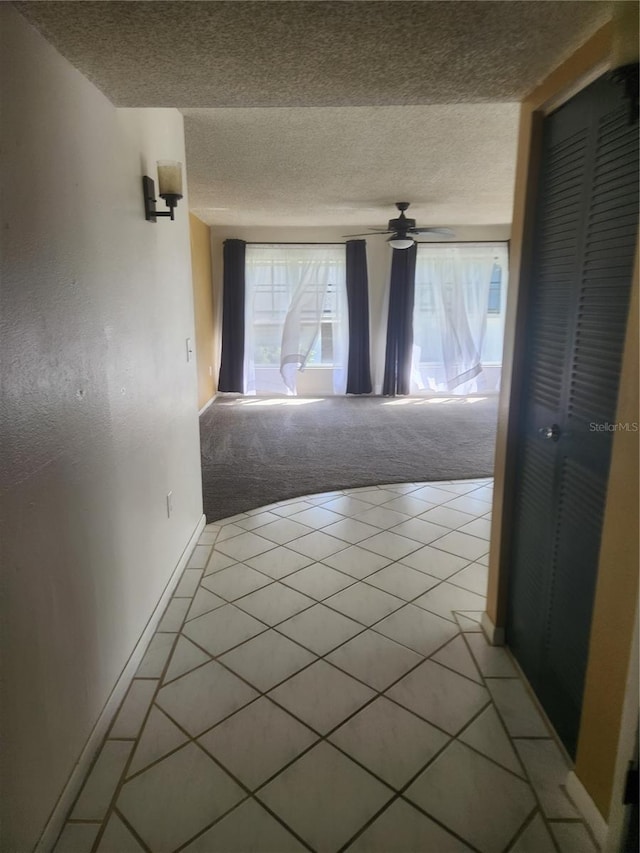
[388,216,416,232]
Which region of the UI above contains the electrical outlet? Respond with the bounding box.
[166,491,173,518]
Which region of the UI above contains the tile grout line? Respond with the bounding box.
[501,806,545,853]
[112,615,493,806]
[69,577,477,846]
[155,561,497,738]
[457,631,594,850]
[151,635,480,853]
[503,808,558,853]
[57,479,528,853]
[86,600,195,853]
[212,490,491,558]
[204,526,482,587]
[111,807,155,853]
[206,479,492,528]
[139,619,524,797]
[335,787,485,853]
[195,553,488,661]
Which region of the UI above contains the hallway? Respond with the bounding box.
[55,480,596,853]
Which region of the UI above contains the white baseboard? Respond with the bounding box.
[566,771,608,849]
[35,514,206,853]
[198,394,216,415]
[481,611,505,646]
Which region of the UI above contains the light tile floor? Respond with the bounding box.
[54,480,599,853]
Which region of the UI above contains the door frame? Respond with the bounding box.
[484,14,639,845]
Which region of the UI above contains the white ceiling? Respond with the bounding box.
[16,1,615,228]
[184,104,520,227]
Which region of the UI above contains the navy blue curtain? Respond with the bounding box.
[382,243,417,396]
[218,239,246,393]
[345,240,373,394]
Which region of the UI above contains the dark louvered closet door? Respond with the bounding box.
[507,69,639,758]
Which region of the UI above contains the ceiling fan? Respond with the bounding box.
[342,202,454,249]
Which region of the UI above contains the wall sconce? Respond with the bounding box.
[142,160,183,222]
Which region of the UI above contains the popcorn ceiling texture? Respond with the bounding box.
[184,104,520,226]
[15,1,612,227]
[15,1,612,108]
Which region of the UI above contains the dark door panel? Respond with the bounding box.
[507,68,638,757]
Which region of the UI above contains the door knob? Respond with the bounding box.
[539,424,561,441]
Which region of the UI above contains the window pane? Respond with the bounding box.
[413,244,508,394]
[245,245,347,394]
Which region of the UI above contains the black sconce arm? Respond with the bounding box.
[142,176,183,223]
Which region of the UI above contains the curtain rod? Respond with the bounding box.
[245,241,345,246]
[243,240,509,246]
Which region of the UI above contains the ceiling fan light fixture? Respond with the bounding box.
[388,236,414,250]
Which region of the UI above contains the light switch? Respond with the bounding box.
[186,338,193,362]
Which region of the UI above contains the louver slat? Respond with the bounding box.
[542,458,607,753]
[528,129,587,410]
[569,104,639,426]
[509,440,556,677]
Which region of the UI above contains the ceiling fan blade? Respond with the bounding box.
[410,227,456,236]
[341,230,394,237]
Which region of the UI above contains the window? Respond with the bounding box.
[414,259,503,318]
[245,245,348,395]
[412,243,509,394]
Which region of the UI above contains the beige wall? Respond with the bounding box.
[190,213,216,408]
[210,224,510,393]
[486,16,639,829]
[0,8,203,850]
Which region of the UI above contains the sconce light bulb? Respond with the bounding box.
[157,160,183,198]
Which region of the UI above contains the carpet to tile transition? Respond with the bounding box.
[200,395,498,522]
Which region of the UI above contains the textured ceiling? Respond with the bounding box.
[16,1,612,108]
[184,104,520,226]
[15,1,614,227]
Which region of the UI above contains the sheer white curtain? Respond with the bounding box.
[244,244,348,396]
[413,244,509,394]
